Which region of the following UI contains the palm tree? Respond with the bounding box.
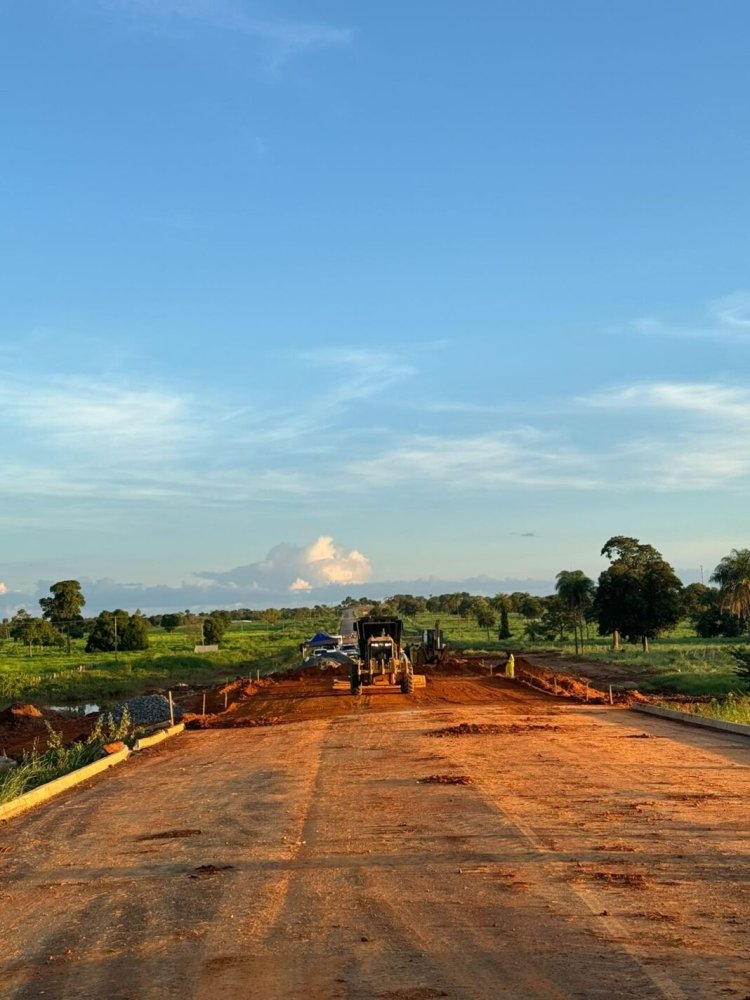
[711,548,750,636]
[555,570,595,655]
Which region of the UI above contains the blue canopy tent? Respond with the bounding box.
[306,631,339,647]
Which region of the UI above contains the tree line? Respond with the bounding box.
[0,582,235,654]
[1,539,748,657]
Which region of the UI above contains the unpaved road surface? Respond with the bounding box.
[1,677,749,999]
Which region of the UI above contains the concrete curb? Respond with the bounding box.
[631,703,750,738]
[133,723,185,752]
[0,747,131,823]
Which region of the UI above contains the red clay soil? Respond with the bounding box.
[0,703,99,758]
[176,656,653,735]
[0,655,649,758]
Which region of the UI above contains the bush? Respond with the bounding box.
[727,645,750,681]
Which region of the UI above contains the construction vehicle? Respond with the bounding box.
[412,620,447,667]
[337,617,426,695]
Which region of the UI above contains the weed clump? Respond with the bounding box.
[0,709,134,806]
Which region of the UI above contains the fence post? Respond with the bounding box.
[202,691,207,716]
[168,690,174,727]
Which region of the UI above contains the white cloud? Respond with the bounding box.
[100,0,353,66]
[581,380,750,491]
[583,382,750,422]
[0,375,194,461]
[198,535,373,591]
[632,292,750,343]
[0,582,8,594]
[350,429,598,490]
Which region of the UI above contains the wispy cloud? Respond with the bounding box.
[350,428,598,491]
[632,292,750,343]
[0,375,196,461]
[101,0,353,67]
[582,381,750,422]
[581,380,750,491]
[301,347,416,406]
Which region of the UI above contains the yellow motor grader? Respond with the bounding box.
[333,617,426,695]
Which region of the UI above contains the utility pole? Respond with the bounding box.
[700,564,704,585]
[114,613,118,663]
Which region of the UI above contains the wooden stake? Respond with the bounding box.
[168,690,174,727]
[202,691,207,716]
[609,684,614,706]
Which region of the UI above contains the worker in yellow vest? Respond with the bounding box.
[506,652,515,678]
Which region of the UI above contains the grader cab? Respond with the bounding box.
[345,617,426,695]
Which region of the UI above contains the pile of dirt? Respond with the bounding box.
[0,703,44,726]
[271,662,349,681]
[430,723,508,737]
[430,721,561,737]
[0,703,99,757]
[183,712,284,730]
[422,655,504,676]
[418,774,473,785]
[513,658,650,704]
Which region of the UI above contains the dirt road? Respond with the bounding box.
[2,677,749,999]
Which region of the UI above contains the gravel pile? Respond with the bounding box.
[106,695,184,726]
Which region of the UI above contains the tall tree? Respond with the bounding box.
[39,580,86,651]
[474,600,496,640]
[711,548,750,636]
[594,536,682,652]
[39,580,85,623]
[555,570,595,655]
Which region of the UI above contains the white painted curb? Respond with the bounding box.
[630,703,750,738]
[133,723,185,751]
[0,747,131,823]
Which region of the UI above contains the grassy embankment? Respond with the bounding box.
[674,695,750,725]
[404,613,748,696]
[0,613,339,707]
[0,713,134,805]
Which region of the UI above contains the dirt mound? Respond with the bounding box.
[418,774,473,785]
[271,662,349,681]
[423,655,503,676]
[183,712,284,730]
[513,658,651,704]
[0,704,98,757]
[0,703,44,726]
[430,721,561,737]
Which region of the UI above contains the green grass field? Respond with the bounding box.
[0,614,340,706]
[1,609,747,706]
[403,612,748,696]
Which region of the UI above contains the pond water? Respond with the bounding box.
[46,704,101,716]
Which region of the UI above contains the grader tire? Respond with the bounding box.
[401,673,415,695]
[350,662,361,696]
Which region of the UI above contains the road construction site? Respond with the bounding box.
[1,664,749,1000]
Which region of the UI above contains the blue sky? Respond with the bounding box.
[1,1,749,611]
